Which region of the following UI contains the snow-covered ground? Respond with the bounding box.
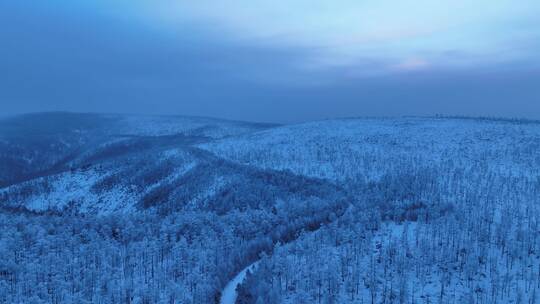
[201,117,540,182]
[0,151,198,214]
[221,262,260,304]
[2,115,540,303]
[114,115,272,138]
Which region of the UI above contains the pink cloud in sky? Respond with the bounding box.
[393,58,430,71]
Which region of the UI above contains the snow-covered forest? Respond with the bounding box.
[1,113,539,303]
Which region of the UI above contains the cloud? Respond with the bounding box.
[393,58,430,71]
[1,0,539,121]
[146,0,540,74]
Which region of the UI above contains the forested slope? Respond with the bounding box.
[1,114,539,303]
[202,117,540,303]
[0,113,346,303]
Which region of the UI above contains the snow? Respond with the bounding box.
[114,115,269,138]
[2,115,540,303]
[200,118,540,182]
[11,168,138,214]
[220,262,259,304]
[1,158,198,215]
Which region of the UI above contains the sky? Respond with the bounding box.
[1,1,539,123]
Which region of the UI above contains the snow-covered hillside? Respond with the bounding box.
[0,148,197,214]
[1,114,539,304]
[201,117,540,304]
[201,117,540,181]
[0,112,274,188]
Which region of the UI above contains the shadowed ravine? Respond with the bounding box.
[216,199,349,304]
[220,262,260,304]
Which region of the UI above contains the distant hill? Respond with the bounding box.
[0,112,275,187]
[1,113,345,216]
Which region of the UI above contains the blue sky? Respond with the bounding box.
[1,0,539,122]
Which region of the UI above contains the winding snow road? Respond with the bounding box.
[220,262,259,304]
